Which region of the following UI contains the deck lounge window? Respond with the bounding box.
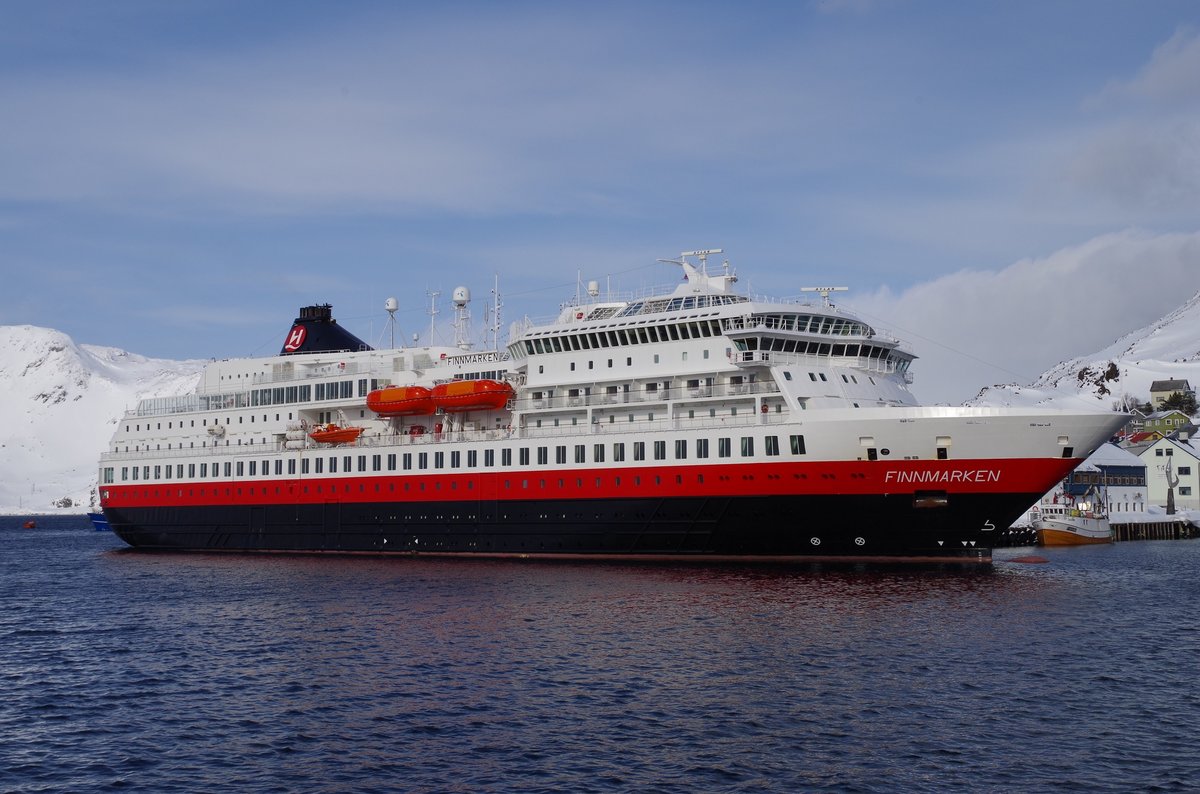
[741,437,755,456]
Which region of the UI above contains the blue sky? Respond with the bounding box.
[3,1,1200,402]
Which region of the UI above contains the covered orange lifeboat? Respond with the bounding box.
[366,385,435,416]
[431,379,514,412]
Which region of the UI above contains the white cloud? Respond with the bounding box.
[1062,28,1200,213]
[846,230,1200,404]
[1097,27,1200,106]
[1065,120,1200,210]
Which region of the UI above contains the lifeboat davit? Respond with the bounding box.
[432,379,514,412]
[366,386,435,416]
[308,424,365,445]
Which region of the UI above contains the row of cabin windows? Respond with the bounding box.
[562,349,715,371]
[1070,472,1149,486]
[616,294,747,317]
[193,379,381,413]
[453,370,507,381]
[733,313,870,337]
[397,436,802,470]
[737,337,899,364]
[127,412,297,435]
[521,319,724,356]
[116,435,808,482]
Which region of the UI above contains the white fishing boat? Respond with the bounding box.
[1034,490,1113,546]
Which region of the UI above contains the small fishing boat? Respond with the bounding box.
[88,512,112,532]
[1034,496,1113,546]
[308,424,365,445]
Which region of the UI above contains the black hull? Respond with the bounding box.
[105,492,1042,562]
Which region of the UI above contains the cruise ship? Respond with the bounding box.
[97,250,1127,562]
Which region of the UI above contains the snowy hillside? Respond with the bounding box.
[0,325,204,513]
[971,289,1200,409]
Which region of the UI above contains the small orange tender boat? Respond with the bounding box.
[308,424,365,445]
[431,379,514,412]
[366,386,436,416]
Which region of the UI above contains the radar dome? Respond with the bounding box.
[385,297,398,313]
[452,286,471,307]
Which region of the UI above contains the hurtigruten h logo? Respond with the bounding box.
[283,325,307,352]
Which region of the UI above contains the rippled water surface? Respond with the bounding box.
[3,515,1200,792]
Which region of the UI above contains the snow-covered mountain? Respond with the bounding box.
[972,289,1200,410]
[0,325,204,513]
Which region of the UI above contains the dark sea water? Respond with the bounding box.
[3,514,1200,793]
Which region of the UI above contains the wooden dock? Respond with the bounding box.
[1110,519,1197,542]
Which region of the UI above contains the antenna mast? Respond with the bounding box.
[490,274,503,350]
[385,297,398,349]
[426,289,441,346]
[800,286,849,307]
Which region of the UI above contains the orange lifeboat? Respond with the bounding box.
[308,424,365,445]
[431,379,514,412]
[366,386,435,416]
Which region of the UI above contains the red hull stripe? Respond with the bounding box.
[102,457,1079,509]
